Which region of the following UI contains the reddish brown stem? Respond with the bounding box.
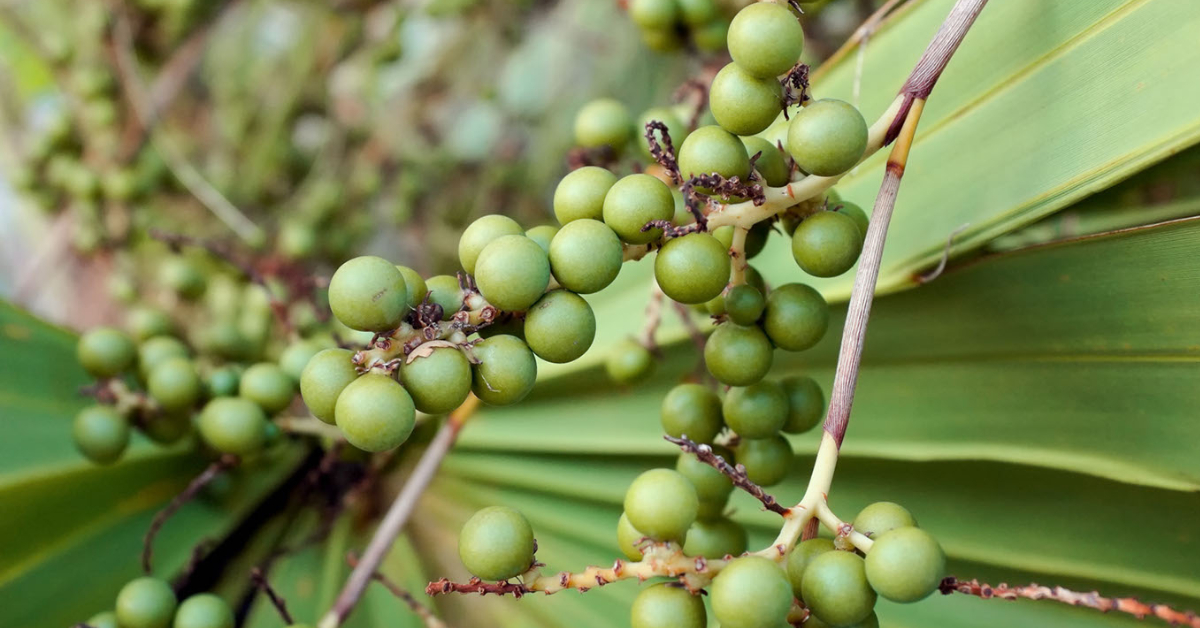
[941,577,1200,628]
[251,567,295,625]
[664,435,789,515]
[142,455,238,573]
[426,577,531,598]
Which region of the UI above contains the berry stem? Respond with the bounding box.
[638,282,665,350]
[728,226,750,286]
[319,396,480,628]
[702,95,906,231]
[939,578,1200,628]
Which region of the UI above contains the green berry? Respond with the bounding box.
[115,577,177,628]
[836,201,870,236]
[853,501,917,539]
[787,99,868,176]
[554,166,618,224]
[549,219,623,294]
[458,215,523,275]
[475,235,551,312]
[425,275,464,320]
[143,411,192,445]
[641,26,684,52]
[710,62,784,136]
[734,435,793,486]
[676,450,734,503]
[73,405,130,465]
[523,290,596,363]
[574,98,633,151]
[198,397,268,455]
[745,220,773,259]
[606,338,655,386]
[637,107,689,160]
[724,284,764,325]
[692,19,729,53]
[86,611,119,628]
[602,174,674,244]
[395,265,429,310]
[786,537,835,596]
[864,527,945,602]
[654,233,731,304]
[723,380,788,438]
[617,512,646,561]
[678,0,717,26]
[334,373,416,452]
[526,225,559,254]
[677,125,751,187]
[743,136,791,187]
[660,383,723,444]
[239,362,296,415]
[402,346,472,414]
[696,495,730,520]
[300,348,359,424]
[762,283,829,351]
[173,593,233,628]
[728,3,804,79]
[278,340,326,382]
[801,550,877,627]
[806,613,880,628]
[683,517,747,559]
[77,327,136,378]
[623,468,698,542]
[160,257,206,300]
[792,211,864,278]
[710,556,793,628]
[629,0,678,29]
[127,308,175,341]
[458,506,536,581]
[704,323,773,386]
[631,583,706,628]
[471,334,537,406]
[148,358,202,412]
[328,256,409,332]
[781,375,824,433]
[707,265,766,316]
[278,220,317,260]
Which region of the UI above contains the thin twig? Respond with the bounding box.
[940,577,1200,628]
[664,435,789,516]
[251,567,295,625]
[143,455,238,573]
[915,223,969,284]
[346,553,448,628]
[318,396,481,628]
[822,0,987,449]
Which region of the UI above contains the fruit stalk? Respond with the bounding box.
[318,396,479,628]
[823,0,986,452]
[939,577,1200,628]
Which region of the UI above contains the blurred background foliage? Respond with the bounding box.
[1,1,1199,628]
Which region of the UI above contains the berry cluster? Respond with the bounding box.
[80,576,310,628]
[436,4,953,626]
[72,253,332,464]
[627,0,735,53]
